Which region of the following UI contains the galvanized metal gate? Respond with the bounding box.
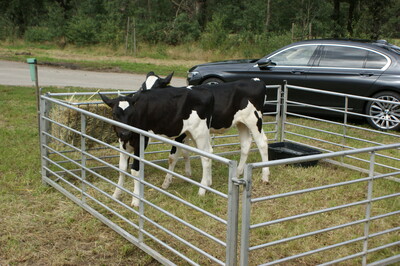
[39,85,400,265]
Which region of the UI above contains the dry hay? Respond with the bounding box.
[49,93,116,148]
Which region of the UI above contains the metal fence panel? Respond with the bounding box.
[39,85,400,265]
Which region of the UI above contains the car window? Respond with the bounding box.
[318,46,367,68]
[365,51,387,69]
[270,45,318,66]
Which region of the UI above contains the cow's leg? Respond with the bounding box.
[245,111,270,183]
[162,134,191,189]
[113,140,133,199]
[131,136,149,207]
[188,127,213,196]
[236,123,252,177]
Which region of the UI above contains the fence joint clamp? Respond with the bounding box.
[232,178,249,189]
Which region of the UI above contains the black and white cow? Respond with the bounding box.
[99,87,214,207]
[141,72,270,188]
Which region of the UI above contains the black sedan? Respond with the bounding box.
[187,39,400,131]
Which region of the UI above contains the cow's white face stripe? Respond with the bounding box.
[145,76,159,90]
[118,101,130,110]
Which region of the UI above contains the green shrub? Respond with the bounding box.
[66,16,99,46]
[166,13,201,45]
[24,26,53,42]
[200,14,229,51]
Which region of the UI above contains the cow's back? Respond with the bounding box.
[199,79,266,130]
[131,87,213,137]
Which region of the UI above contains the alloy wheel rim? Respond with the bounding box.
[369,95,400,130]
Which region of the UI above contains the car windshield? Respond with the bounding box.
[269,45,318,66]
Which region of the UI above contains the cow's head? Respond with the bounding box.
[99,93,135,142]
[140,71,174,90]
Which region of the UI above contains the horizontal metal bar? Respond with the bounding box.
[250,143,400,169]
[287,112,400,139]
[260,235,366,266]
[251,199,369,229]
[251,192,399,229]
[367,254,400,266]
[250,218,400,252]
[252,172,400,203]
[45,90,137,97]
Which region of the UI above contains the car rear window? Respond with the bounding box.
[318,46,367,68]
[365,51,387,69]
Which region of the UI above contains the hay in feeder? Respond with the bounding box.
[49,93,117,148]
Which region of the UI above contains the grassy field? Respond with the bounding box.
[0,41,220,78]
[0,86,159,265]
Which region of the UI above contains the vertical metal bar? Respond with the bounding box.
[139,134,146,243]
[226,160,239,266]
[39,94,50,184]
[80,113,87,203]
[341,96,349,164]
[362,151,375,265]
[240,165,253,266]
[281,82,288,142]
[275,85,282,142]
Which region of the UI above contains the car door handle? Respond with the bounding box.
[291,70,305,75]
[360,72,374,77]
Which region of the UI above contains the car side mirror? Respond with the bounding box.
[257,58,274,69]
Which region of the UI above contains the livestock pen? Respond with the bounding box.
[38,84,399,265]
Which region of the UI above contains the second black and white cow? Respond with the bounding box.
[142,72,270,188]
[100,87,214,207]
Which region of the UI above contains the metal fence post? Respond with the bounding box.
[280,81,288,142]
[138,134,146,243]
[80,112,87,203]
[39,94,50,184]
[275,85,283,142]
[362,151,375,265]
[226,160,239,266]
[240,164,253,265]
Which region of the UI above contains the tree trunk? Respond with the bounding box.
[332,0,341,38]
[265,0,271,32]
[347,0,356,36]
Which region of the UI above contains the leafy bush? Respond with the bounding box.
[66,16,99,46]
[165,13,201,45]
[200,14,229,50]
[24,27,53,42]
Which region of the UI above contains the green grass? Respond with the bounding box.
[1,85,399,265]
[0,41,206,78]
[0,85,158,265]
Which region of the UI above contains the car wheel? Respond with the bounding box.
[202,78,223,85]
[366,91,400,131]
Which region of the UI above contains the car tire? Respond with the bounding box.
[202,78,223,85]
[365,91,400,131]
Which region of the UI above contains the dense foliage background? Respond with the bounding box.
[0,0,399,55]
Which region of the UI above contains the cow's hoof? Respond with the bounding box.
[198,188,206,196]
[131,198,139,207]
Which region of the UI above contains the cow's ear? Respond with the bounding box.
[140,81,147,91]
[99,93,114,108]
[162,72,174,86]
[146,71,155,78]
